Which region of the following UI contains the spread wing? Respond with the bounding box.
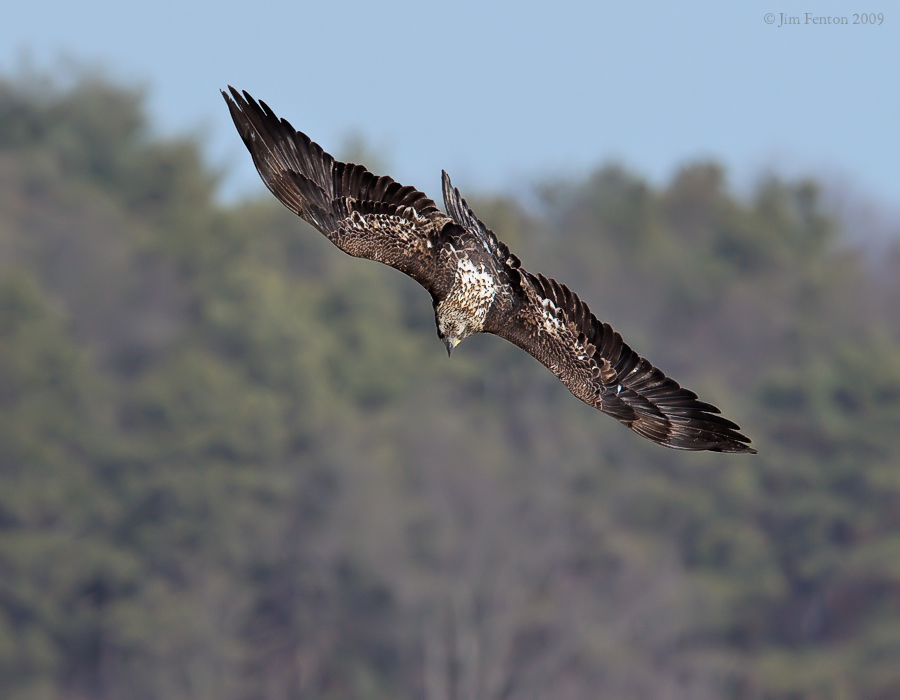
[222,87,453,294]
[441,178,755,453]
[495,273,755,452]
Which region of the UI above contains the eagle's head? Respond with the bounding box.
[433,256,497,356]
[434,303,478,357]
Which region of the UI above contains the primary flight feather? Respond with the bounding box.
[223,87,756,454]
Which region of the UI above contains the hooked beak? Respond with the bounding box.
[444,337,460,356]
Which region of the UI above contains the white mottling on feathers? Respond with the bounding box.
[404,206,427,223]
[455,258,496,324]
[347,211,423,242]
[539,297,564,334]
[456,257,493,292]
[437,257,497,334]
[537,291,600,388]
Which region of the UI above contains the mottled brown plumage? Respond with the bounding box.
[223,87,756,454]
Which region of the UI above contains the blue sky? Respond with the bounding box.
[3,0,898,219]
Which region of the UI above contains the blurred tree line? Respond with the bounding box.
[0,71,899,700]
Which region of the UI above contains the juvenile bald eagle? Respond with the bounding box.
[223,87,755,454]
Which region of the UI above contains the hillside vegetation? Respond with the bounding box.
[1,73,899,700]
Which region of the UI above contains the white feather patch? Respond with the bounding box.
[437,257,497,333]
[539,297,564,334]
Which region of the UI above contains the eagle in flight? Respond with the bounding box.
[223,87,755,454]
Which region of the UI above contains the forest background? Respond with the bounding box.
[1,71,899,700]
